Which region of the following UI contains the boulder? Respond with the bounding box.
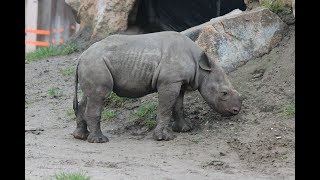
[181,7,287,73]
[65,0,81,23]
[66,0,136,39]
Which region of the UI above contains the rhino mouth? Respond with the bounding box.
[216,107,241,117]
[224,107,241,116]
[208,103,241,116]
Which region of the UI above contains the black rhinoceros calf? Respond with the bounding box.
[73,31,242,143]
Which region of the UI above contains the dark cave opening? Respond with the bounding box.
[127,0,247,33]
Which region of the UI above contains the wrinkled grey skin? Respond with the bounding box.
[73,31,242,143]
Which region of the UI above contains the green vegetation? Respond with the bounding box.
[48,87,63,98]
[61,67,76,76]
[284,103,295,118]
[55,172,89,180]
[261,0,285,13]
[134,102,157,129]
[25,42,78,62]
[78,90,84,97]
[190,139,199,144]
[25,100,31,109]
[66,108,76,121]
[105,92,130,108]
[101,109,116,121]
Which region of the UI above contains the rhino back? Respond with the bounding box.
[85,31,201,97]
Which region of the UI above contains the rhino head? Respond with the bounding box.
[197,53,242,116]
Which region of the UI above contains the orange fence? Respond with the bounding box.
[25,25,76,47]
[25,29,51,47]
[25,40,50,47]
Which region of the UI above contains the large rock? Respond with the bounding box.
[181,7,287,73]
[65,0,82,23]
[66,0,136,39]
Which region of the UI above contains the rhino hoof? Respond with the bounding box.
[153,127,176,141]
[172,121,193,132]
[73,128,90,140]
[87,133,109,143]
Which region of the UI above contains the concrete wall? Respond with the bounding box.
[25,0,79,52]
[37,0,54,45]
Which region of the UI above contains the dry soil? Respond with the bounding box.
[25,24,295,180]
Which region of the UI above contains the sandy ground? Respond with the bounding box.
[25,24,295,180]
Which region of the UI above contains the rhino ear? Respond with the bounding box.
[199,53,212,71]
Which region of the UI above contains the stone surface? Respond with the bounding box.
[65,0,81,23]
[66,0,136,39]
[181,7,287,73]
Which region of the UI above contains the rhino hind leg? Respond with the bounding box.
[78,61,114,143]
[73,96,90,140]
[153,82,182,141]
[172,91,193,132]
[85,95,109,143]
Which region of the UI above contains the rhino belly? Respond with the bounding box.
[112,77,155,98]
[106,48,161,98]
[110,60,157,98]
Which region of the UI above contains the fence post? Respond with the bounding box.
[25,0,38,52]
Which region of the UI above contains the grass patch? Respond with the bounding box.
[77,89,84,98]
[190,139,200,144]
[25,42,78,62]
[134,102,157,129]
[61,67,76,76]
[25,100,31,109]
[101,109,116,121]
[55,172,89,180]
[261,0,285,13]
[66,108,76,121]
[284,103,295,118]
[48,87,63,98]
[105,92,131,108]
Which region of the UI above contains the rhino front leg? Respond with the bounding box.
[172,91,193,132]
[73,96,90,140]
[153,82,182,141]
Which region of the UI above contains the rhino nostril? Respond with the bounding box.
[232,107,239,114]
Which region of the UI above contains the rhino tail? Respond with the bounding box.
[73,61,79,115]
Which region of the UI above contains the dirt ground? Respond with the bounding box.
[25,23,295,179]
